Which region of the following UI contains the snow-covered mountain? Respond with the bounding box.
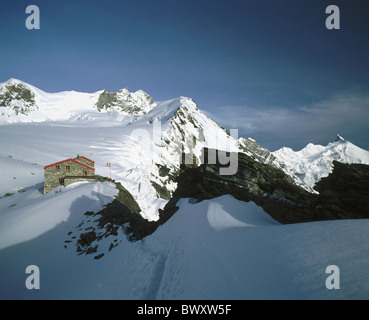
[0,78,156,124]
[1,78,369,218]
[0,79,245,220]
[239,134,369,192]
[271,134,369,190]
[2,78,368,191]
[1,78,369,300]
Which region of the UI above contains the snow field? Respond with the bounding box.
[0,181,118,250]
[1,194,369,299]
[0,155,44,197]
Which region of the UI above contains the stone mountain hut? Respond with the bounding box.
[43,155,95,194]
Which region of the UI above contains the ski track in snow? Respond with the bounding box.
[143,253,168,300]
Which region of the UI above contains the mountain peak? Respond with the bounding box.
[5,78,22,84]
[0,78,37,118]
[0,78,160,122]
[1,78,26,88]
[335,134,345,142]
[95,87,156,116]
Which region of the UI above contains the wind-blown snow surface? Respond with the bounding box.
[0,181,118,251]
[1,194,369,300]
[0,155,43,197]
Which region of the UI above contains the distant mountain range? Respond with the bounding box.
[0,78,156,122]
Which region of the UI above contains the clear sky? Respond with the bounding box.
[1,0,368,151]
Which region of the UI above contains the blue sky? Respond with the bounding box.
[1,0,368,150]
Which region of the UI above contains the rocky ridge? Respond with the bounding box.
[0,81,37,116]
[95,88,156,116]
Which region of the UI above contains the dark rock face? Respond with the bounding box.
[161,148,318,224]
[315,161,369,219]
[95,90,117,110]
[70,177,162,257]
[95,179,156,242]
[159,149,369,225]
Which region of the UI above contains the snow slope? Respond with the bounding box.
[0,155,43,197]
[0,181,118,250]
[1,194,369,300]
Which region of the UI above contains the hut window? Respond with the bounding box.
[65,165,70,171]
[54,165,60,170]
[82,171,88,176]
